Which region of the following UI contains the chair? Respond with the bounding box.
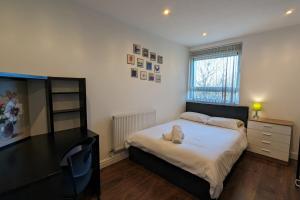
[60,137,99,200]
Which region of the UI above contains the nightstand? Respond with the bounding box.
[247,118,293,163]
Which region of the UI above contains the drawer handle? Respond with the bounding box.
[262,132,272,136]
[261,148,270,153]
[261,140,271,144]
[263,125,273,128]
[296,179,300,188]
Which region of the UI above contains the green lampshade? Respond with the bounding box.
[252,102,262,111]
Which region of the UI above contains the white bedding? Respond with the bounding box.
[125,119,247,199]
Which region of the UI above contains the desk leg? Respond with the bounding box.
[92,135,100,199]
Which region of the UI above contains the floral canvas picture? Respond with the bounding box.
[0,79,30,148]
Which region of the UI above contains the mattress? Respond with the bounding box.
[125,119,247,199]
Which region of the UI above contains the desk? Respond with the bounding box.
[0,128,100,200]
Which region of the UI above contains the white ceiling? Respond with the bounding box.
[76,0,300,47]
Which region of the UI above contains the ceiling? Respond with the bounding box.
[76,0,300,47]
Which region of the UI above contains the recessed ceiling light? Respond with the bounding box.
[202,32,207,37]
[163,9,171,16]
[285,9,294,15]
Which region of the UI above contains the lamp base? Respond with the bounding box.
[253,111,259,119]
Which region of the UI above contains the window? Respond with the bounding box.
[187,43,242,105]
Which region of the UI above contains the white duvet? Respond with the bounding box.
[125,119,247,199]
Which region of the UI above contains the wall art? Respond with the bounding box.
[150,52,156,61]
[140,71,147,80]
[146,62,152,71]
[127,54,135,65]
[137,58,144,67]
[142,48,149,58]
[131,68,138,78]
[157,55,163,64]
[0,79,30,148]
[148,73,155,81]
[155,74,161,83]
[154,65,160,73]
[133,44,141,54]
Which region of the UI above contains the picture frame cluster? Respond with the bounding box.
[127,43,163,83]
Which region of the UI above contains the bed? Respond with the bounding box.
[126,102,249,200]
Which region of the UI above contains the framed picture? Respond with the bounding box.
[0,79,30,148]
[142,48,149,58]
[157,55,163,64]
[154,65,160,73]
[127,54,135,65]
[150,52,156,61]
[148,73,155,81]
[146,62,152,71]
[140,71,147,80]
[137,58,144,67]
[155,74,161,83]
[131,68,138,78]
[133,44,141,54]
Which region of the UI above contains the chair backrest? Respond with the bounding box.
[63,137,95,178]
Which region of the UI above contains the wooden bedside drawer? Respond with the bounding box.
[247,129,291,144]
[248,121,291,135]
[247,136,290,153]
[247,118,293,163]
[248,143,289,162]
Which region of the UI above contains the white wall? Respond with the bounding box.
[0,0,189,161]
[191,25,300,159]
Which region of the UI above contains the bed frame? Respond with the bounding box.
[186,102,249,127]
[129,102,249,200]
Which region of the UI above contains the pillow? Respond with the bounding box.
[207,117,244,130]
[236,120,245,128]
[180,112,210,124]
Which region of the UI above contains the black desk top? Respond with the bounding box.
[0,128,98,196]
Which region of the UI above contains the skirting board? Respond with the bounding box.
[100,150,128,169]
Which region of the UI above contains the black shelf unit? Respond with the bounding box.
[53,108,81,114]
[0,72,100,200]
[52,91,80,95]
[46,77,87,134]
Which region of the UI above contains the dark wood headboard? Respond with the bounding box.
[186,102,249,127]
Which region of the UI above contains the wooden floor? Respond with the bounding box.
[99,153,300,200]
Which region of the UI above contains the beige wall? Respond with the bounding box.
[191,25,300,159]
[0,0,189,161]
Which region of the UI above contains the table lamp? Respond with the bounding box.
[252,102,262,119]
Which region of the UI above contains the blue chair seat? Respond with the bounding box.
[63,168,92,196]
[60,137,98,200]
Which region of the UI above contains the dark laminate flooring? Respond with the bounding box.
[99,153,300,200]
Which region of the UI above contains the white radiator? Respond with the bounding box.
[112,110,156,152]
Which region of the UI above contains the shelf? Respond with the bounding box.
[47,77,87,134]
[52,91,80,95]
[53,108,81,114]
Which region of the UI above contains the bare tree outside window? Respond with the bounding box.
[188,44,241,104]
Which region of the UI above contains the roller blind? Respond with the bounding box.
[187,43,242,105]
